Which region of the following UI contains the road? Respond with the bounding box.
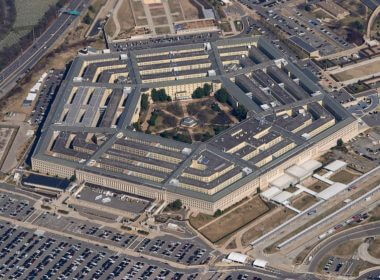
[308,222,380,272]
[0,0,90,98]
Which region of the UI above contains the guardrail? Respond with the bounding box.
[250,165,380,247]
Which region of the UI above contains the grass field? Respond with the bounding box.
[333,60,380,82]
[199,196,270,243]
[241,208,296,246]
[0,0,59,50]
[117,0,136,34]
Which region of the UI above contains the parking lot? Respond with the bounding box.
[0,221,204,280]
[135,236,211,265]
[0,192,35,222]
[29,69,64,127]
[321,255,363,277]
[109,32,219,52]
[0,219,282,280]
[32,211,212,266]
[251,6,350,56]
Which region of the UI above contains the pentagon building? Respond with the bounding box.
[32,36,358,214]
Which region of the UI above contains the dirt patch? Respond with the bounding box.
[226,239,237,249]
[199,196,270,243]
[118,0,136,32]
[330,169,359,184]
[179,0,201,20]
[152,16,168,26]
[331,239,363,257]
[149,6,166,16]
[168,0,184,21]
[291,194,319,211]
[131,0,147,26]
[104,16,117,37]
[307,181,330,193]
[241,208,296,246]
[155,26,171,35]
[333,60,380,82]
[189,212,214,229]
[368,238,380,259]
[369,205,380,222]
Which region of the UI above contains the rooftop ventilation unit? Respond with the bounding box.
[169,179,180,187]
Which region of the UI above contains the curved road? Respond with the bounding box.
[356,269,380,280]
[0,0,90,98]
[366,5,380,40]
[308,222,380,273]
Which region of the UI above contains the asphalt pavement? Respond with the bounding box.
[308,222,380,272]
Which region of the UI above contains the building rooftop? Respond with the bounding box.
[31,36,355,202]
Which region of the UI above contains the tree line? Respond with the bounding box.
[0,0,70,71]
[0,0,16,42]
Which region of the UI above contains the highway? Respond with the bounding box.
[308,222,380,272]
[0,0,90,98]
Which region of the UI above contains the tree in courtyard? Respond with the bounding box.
[192,87,205,99]
[140,94,149,111]
[232,105,247,121]
[151,89,170,102]
[214,209,222,217]
[215,88,228,103]
[203,83,212,96]
[169,199,182,210]
[337,138,344,147]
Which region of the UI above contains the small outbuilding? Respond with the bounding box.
[227,252,248,264]
[253,259,268,268]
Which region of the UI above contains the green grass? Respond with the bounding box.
[0,0,59,49]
